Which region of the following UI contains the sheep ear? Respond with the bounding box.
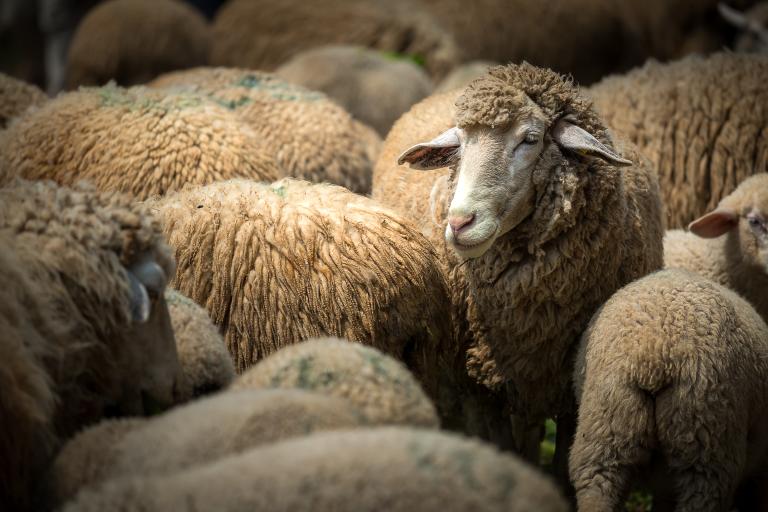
[551,119,633,167]
[128,271,151,324]
[688,208,739,238]
[397,127,461,170]
[719,3,750,29]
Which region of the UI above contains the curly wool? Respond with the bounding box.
[0,72,46,128]
[150,178,453,398]
[66,0,212,89]
[61,427,568,512]
[165,289,234,400]
[275,45,434,136]
[0,180,177,511]
[210,0,460,79]
[150,67,380,194]
[232,338,439,428]
[0,85,280,199]
[588,52,768,228]
[373,64,663,430]
[50,389,364,506]
[570,269,768,511]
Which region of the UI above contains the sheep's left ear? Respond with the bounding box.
[551,118,633,167]
[397,127,461,170]
[688,207,739,238]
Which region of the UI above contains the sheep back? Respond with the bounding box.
[150,67,380,194]
[62,427,568,512]
[0,72,46,128]
[0,85,280,199]
[151,178,453,395]
[276,45,434,137]
[50,389,363,506]
[588,52,768,228]
[66,0,212,89]
[232,337,439,428]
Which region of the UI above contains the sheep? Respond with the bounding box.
[148,178,456,419]
[0,71,46,128]
[420,0,754,85]
[275,45,434,137]
[209,0,460,79]
[149,67,380,194]
[61,427,569,512]
[0,179,182,511]
[372,63,664,479]
[663,173,768,325]
[66,0,212,89]
[49,389,365,506]
[570,268,768,512]
[232,337,439,428]
[0,84,280,199]
[588,52,768,228]
[719,2,768,53]
[434,60,498,94]
[165,289,235,400]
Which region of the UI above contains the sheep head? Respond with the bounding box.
[689,173,768,275]
[398,63,630,259]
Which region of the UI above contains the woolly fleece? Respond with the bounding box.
[150,67,380,193]
[571,269,768,511]
[0,85,280,199]
[231,338,439,428]
[588,52,768,228]
[62,427,568,512]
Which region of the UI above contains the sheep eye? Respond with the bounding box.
[523,133,540,145]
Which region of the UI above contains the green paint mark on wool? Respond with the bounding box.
[229,74,325,103]
[380,51,426,68]
[296,355,315,389]
[271,185,286,198]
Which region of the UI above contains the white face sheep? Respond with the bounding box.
[400,112,631,259]
[376,63,664,480]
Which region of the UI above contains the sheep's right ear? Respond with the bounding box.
[128,271,151,323]
[127,259,167,323]
[397,127,461,170]
[688,207,739,238]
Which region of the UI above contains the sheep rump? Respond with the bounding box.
[570,269,768,511]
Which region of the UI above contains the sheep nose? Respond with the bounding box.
[448,213,475,234]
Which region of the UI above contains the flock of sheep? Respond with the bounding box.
[1,0,768,511]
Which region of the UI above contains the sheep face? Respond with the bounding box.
[399,110,631,259]
[112,255,182,417]
[689,174,768,275]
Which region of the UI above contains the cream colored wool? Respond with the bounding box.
[50,389,364,506]
[62,427,568,512]
[570,269,768,512]
[66,0,212,89]
[0,72,46,128]
[210,0,460,79]
[150,178,453,404]
[664,173,768,324]
[435,61,497,94]
[150,67,380,194]
[276,45,434,136]
[372,64,663,456]
[0,85,280,200]
[165,289,234,400]
[232,338,439,428]
[0,180,181,512]
[589,52,768,228]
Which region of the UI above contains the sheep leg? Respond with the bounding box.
[569,384,654,511]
